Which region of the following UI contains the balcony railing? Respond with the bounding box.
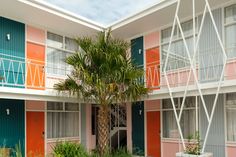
[0,53,71,90]
[1,49,236,92]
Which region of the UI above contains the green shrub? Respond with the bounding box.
[53,142,89,157]
[90,147,132,157]
[112,147,132,157]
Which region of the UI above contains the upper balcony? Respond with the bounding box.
[0,52,77,102]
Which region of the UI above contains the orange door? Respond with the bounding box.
[147,111,161,157]
[146,47,160,90]
[27,112,45,157]
[27,42,45,89]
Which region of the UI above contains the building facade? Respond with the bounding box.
[0,0,236,157]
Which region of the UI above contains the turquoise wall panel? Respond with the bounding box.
[0,99,25,156]
[132,101,145,155]
[0,17,25,87]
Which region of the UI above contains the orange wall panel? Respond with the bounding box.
[27,42,45,89]
[27,26,45,44]
[145,47,160,90]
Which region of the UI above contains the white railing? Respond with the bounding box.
[0,53,71,90]
[1,48,236,91]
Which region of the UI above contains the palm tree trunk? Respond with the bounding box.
[97,104,109,155]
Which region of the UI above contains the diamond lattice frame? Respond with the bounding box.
[163,0,228,152]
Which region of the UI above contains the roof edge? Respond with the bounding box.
[108,0,177,30]
[18,0,105,31]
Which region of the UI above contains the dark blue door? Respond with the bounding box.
[0,99,25,156]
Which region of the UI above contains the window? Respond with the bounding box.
[47,32,63,48]
[226,93,236,141]
[46,32,76,76]
[47,102,80,139]
[161,20,196,71]
[225,5,236,58]
[65,37,78,52]
[162,97,197,139]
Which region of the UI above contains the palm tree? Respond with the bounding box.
[54,30,148,155]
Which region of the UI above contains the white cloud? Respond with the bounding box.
[42,0,160,25]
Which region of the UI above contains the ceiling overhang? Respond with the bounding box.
[110,0,234,39]
[0,0,104,38]
[0,0,235,39]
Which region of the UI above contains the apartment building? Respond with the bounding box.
[0,0,236,157]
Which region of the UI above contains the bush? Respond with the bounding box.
[90,147,132,157]
[53,142,89,157]
[52,142,132,157]
[112,147,132,157]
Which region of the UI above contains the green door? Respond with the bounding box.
[0,99,25,156]
[132,101,144,155]
[131,36,143,67]
[131,36,145,155]
[0,17,25,88]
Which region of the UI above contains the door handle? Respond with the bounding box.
[42,131,45,139]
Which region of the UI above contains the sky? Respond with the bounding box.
[42,0,161,26]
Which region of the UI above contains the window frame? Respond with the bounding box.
[224,4,236,60]
[162,97,198,139]
[46,32,76,77]
[47,101,80,140]
[160,18,199,72]
[226,93,236,143]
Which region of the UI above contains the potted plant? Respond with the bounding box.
[176,132,213,157]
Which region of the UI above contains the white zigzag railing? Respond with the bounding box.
[163,0,227,153]
[0,53,71,89]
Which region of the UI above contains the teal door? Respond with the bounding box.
[132,101,144,155]
[131,36,143,67]
[131,36,145,155]
[0,99,25,156]
[0,17,25,88]
[131,36,144,84]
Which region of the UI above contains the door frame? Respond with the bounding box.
[144,101,162,157]
[25,101,46,157]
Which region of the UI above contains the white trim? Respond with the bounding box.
[25,24,27,157]
[24,100,26,157]
[44,101,47,157]
[224,93,228,157]
[26,109,45,112]
[144,101,147,157]
[27,39,45,47]
[79,103,82,143]
[160,100,163,157]
[47,137,80,143]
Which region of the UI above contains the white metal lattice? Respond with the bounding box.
[163,0,228,152]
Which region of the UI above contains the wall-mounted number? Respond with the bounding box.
[6,33,10,41]
[138,49,142,54]
[139,109,142,115]
[6,109,10,115]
